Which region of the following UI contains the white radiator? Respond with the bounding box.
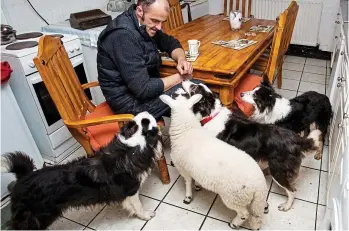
[251,0,324,46]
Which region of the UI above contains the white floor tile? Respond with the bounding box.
[59,146,86,164]
[283,62,304,72]
[321,146,329,172]
[63,204,105,226]
[316,205,327,230]
[302,154,321,170]
[163,177,216,214]
[89,196,159,230]
[297,91,304,96]
[327,67,331,76]
[306,58,327,67]
[201,217,248,230]
[282,70,302,80]
[299,82,325,94]
[140,165,180,200]
[304,65,327,75]
[254,70,263,75]
[275,89,297,99]
[270,167,320,203]
[301,72,326,84]
[318,172,328,206]
[273,78,299,91]
[261,193,316,230]
[48,217,85,230]
[143,203,205,230]
[285,56,306,64]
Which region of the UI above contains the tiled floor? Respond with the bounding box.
[1,56,331,230]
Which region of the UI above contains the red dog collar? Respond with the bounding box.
[200,112,219,126]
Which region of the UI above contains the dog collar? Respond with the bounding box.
[200,112,219,126]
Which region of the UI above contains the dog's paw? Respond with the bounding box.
[183,196,192,204]
[228,222,239,229]
[138,210,156,221]
[314,151,322,160]
[194,185,202,191]
[278,202,291,211]
[264,203,269,214]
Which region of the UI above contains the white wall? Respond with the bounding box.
[1,0,109,33]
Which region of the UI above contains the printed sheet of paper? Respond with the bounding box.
[249,25,274,33]
[211,39,258,50]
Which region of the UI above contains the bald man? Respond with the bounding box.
[97,0,198,120]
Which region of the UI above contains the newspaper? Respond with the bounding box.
[211,39,258,50]
[249,25,274,33]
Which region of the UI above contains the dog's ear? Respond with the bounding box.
[119,120,139,139]
[141,118,151,134]
[159,94,176,108]
[188,94,203,107]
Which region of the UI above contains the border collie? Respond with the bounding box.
[180,81,321,211]
[1,112,162,230]
[240,75,332,159]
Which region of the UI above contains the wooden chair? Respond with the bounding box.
[33,35,170,184]
[224,0,252,18]
[253,1,299,88]
[163,0,186,32]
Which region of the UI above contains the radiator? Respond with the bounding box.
[251,0,323,46]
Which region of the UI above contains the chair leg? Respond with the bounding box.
[68,128,95,157]
[157,153,170,184]
[277,67,282,89]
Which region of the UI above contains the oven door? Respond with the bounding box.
[26,54,92,135]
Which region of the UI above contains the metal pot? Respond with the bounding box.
[1,24,16,45]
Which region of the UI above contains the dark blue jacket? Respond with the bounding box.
[97,4,182,113]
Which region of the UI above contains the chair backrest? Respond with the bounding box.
[224,0,252,18]
[265,1,299,81]
[33,35,95,123]
[163,0,184,32]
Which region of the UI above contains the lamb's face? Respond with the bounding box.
[160,92,203,111]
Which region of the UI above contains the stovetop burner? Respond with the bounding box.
[6,41,38,50]
[16,32,43,40]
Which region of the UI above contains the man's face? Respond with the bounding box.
[136,4,169,37]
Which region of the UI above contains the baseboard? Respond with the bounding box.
[286,44,331,60]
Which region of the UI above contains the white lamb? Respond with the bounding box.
[159,93,269,230]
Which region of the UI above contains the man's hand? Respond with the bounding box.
[177,58,193,75]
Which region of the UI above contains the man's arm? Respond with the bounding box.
[106,30,182,98]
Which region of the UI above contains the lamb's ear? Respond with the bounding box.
[188,94,203,107]
[159,95,175,108]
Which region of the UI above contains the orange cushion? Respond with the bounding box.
[85,102,166,151]
[234,74,262,117]
[85,102,120,151]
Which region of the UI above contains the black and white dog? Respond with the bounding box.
[240,76,332,159]
[1,112,162,230]
[180,80,320,211]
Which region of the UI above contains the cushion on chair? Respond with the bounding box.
[85,102,120,151]
[85,102,166,151]
[234,74,262,117]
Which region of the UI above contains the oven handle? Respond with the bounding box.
[28,55,84,84]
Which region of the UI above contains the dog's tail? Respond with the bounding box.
[1,151,35,179]
[301,129,321,156]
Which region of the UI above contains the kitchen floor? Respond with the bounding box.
[1,56,331,230]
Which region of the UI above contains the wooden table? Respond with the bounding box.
[160,15,276,108]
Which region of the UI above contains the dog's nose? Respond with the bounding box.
[240,92,244,97]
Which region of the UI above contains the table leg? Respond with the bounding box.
[219,86,235,108]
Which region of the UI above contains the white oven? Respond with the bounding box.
[1,33,92,163]
[26,55,92,135]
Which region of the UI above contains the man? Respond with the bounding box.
[97,0,195,120]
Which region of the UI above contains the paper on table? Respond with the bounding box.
[211,39,258,50]
[249,25,274,33]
